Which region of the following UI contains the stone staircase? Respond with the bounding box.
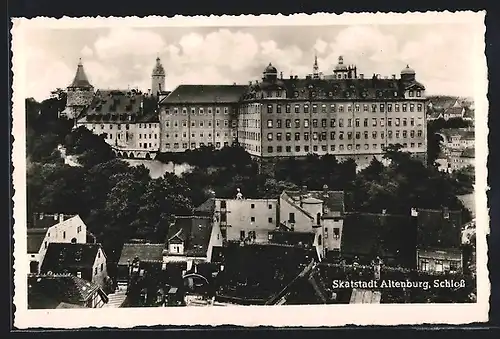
[102,287,128,308]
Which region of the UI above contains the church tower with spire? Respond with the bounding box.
[151,56,166,97]
[62,58,94,119]
[312,54,320,79]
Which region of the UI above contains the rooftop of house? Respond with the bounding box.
[444,106,465,116]
[28,274,107,309]
[193,198,216,216]
[40,243,104,274]
[461,147,475,159]
[243,76,425,101]
[442,128,475,141]
[428,96,460,110]
[77,89,159,123]
[29,213,77,229]
[27,228,48,254]
[464,108,475,120]
[268,230,316,248]
[166,215,213,257]
[160,84,248,105]
[118,243,165,266]
[283,189,345,217]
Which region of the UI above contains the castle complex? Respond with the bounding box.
[66,56,428,165]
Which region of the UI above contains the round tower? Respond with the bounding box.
[64,58,94,119]
[152,56,166,96]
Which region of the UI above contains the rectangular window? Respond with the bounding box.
[294,104,300,113]
[355,118,360,127]
[267,120,273,128]
[321,105,327,113]
[276,132,282,141]
[267,146,273,153]
[277,105,282,113]
[312,119,318,128]
[286,119,291,128]
[295,133,300,141]
[312,105,318,113]
[277,119,282,128]
[304,119,309,128]
[330,132,336,140]
[372,118,377,127]
[330,104,336,113]
[330,119,336,128]
[267,104,273,113]
[322,119,327,128]
[295,119,300,128]
[304,105,309,113]
[267,133,273,141]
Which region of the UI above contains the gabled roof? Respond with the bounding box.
[194,198,216,216]
[27,228,48,254]
[160,84,248,104]
[81,90,158,121]
[118,243,164,265]
[283,190,345,218]
[68,60,93,89]
[40,243,103,274]
[29,213,77,229]
[166,216,213,257]
[28,274,107,309]
[444,106,464,116]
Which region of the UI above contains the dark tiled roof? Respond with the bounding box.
[40,243,103,274]
[442,128,475,141]
[160,84,248,104]
[29,214,76,229]
[461,147,475,158]
[28,274,106,309]
[118,243,164,266]
[27,228,47,253]
[444,106,464,116]
[429,96,459,109]
[464,108,475,120]
[166,216,213,257]
[283,190,345,217]
[268,230,315,248]
[194,198,216,215]
[341,213,411,257]
[244,77,425,101]
[69,62,93,88]
[416,209,462,249]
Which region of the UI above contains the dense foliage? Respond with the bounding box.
[26,97,474,272]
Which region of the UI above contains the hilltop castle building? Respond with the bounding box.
[64,55,428,165]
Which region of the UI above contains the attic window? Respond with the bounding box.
[416,90,421,97]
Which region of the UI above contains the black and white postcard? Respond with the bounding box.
[11,11,489,327]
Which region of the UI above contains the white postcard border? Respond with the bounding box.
[12,11,489,328]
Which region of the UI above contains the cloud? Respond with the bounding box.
[22,25,477,100]
[24,46,74,101]
[93,27,166,59]
[80,45,94,58]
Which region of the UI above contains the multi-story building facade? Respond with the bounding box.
[158,85,246,152]
[65,56,428,166]
[238,57,428,167]
[73,58,167,159]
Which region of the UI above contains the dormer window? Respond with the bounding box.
[409,90,414,97]
[416,90,421,97]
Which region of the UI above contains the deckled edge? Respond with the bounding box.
[11,10,490,329]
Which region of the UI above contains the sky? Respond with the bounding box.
[21,23,478,101]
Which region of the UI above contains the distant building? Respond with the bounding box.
[415,208,463,273]
[116,243,165,286]
[164,215,222,266]
[28,273,108,309]
[436,147,474,173]
[158,84,246,152]
[279,186,345,260]
[27,214,88,274]
[60,59,94,120]
[40,243,108,288]
[239,59,428,167]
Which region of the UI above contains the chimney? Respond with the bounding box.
[392,74,396,80]
[280,72,283,79]
[411,208,418,217]
[359,74,364,79]
[289,75,293,80]
[294,75,298,80]
[443,207,450,219]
